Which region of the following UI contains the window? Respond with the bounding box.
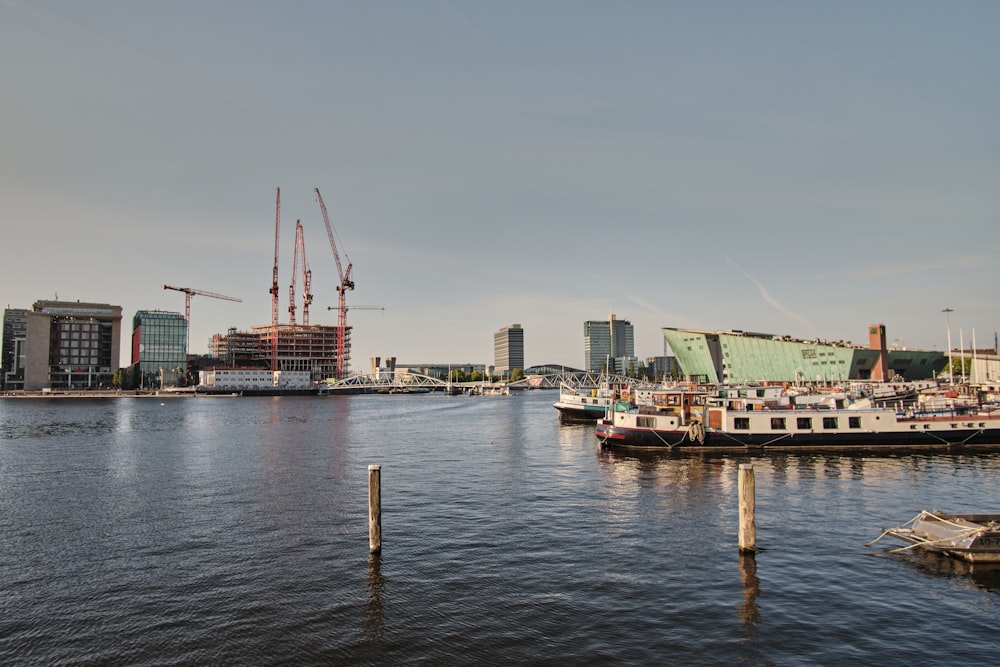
[637,416,655,428]
[797,417,812,430]
[822,417,838,429]
[849,417,862,429]
[771,417,786,430]
[734,417,750,430]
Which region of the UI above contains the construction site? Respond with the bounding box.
[205,187,370,382]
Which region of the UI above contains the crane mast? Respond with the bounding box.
[269,188,281,371]
[299,224,313,326]
[288,220,300,327]
[315,188,354,378]
[287,220,313,326]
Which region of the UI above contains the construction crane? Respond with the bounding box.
[161,284,242,354]
[328,305,384,314]
[315,188,355,378]
[269,187,281,370]
[288,221,313,327]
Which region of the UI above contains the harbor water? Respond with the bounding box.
[1,391,998,665]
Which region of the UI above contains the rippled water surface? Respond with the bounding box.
[2,392,998,665]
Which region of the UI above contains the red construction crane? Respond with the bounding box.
[161,284,242,354]
[288,220,313,326]
[315,188,354,378]
[269,187,281,370]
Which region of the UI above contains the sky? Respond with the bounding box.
[2,1,998,371]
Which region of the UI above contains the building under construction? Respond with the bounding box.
[209,323,349,381]
[253,323,348,379]
[203,187,362,382]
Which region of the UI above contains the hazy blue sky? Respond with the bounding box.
[2,1,997,370]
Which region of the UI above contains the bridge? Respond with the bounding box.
[323,372,656,393]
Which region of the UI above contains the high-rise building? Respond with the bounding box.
[493,324,524,376]
[22,300,122,390]
[584,314,634,372]
[2,308,30,390]
[131,310,188,388]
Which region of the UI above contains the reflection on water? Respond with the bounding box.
[364,554,385,641]
[739,552,761,627]
[890,550,1000,595]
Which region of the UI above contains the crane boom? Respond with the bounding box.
[161,284,242,356]
[315,187,355,378]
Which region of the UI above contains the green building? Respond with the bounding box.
[662,326,947,384]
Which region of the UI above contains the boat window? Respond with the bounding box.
[849,417,862,429]
[770,417,786,430]
[734,417,750,430]
[797,417,812,430]
[822,417,838,429]
[637,416,656,428]
[910,425,918,430]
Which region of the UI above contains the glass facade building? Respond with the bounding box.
[132,310,188,387]
[584,315,634,372]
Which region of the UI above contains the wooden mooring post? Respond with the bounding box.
[738,463,756,553]
[368,465,382,554]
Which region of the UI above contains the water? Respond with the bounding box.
[1,392,998,666]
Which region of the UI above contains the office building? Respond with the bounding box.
[131,310,188,388]
[22,300,122,390]
[2,308,30,390]
[584,314,634,373]
[493,324,524,377]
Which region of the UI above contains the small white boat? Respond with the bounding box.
[553,382,619,421]
[870,511,1000,563]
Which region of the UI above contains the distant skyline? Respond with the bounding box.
[3,1,997,370]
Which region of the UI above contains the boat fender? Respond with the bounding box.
[687,421,705,444]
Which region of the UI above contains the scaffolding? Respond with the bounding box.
[250,323,351,380]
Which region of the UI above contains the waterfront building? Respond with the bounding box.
[662,324,948,384]
[21,300,122,390]
[198,368,312,391]
[2,308,29,390]
[584,315,634,373]
[493,324,524,378]
[130,310,188,389]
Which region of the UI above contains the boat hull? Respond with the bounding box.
[554,402,612,422]
[597,406,1000,451]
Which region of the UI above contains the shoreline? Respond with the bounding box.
[1,389,197,399]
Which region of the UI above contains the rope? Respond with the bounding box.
[867,510,988,551]
[920,427,985,446]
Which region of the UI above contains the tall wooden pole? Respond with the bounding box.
[368,465,382,554]
[738,463,756,552]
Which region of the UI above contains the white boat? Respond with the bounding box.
[871,511,1000,563]
[553,382,620,421]
[596,387,1000,451]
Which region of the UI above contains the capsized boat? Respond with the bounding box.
[595,386,1000,450]
[869,510,1000,563]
